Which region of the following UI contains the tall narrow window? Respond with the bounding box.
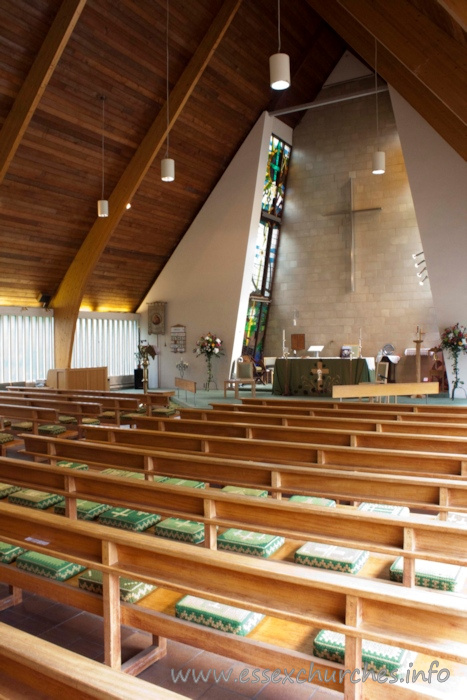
[242,134,291,362]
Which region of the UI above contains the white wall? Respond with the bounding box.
[138,112,292,390]
[390,89,467,394]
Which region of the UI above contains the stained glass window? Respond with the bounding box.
[242,133,291,364]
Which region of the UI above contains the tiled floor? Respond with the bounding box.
[0,586,341,699]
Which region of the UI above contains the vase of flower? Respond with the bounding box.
[437,323,467,400]
[194,332,224,390]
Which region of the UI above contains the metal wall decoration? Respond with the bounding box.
[148,301,166,335]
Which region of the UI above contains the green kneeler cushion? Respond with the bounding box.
[38,424,67,436]
[163,477,204,489]
[389,556,466,592]
[8,488,62,509]
[54,499,111,521]
[101,468,155,480]
[0,482,21,499]
[0,433,15,444]
[313,629,415,677]
[16,551,86,581]
[56,460,88,471]
[445,512,467,525]
[155,517,205,544]
[222,485,268,497]
[294,541,369,574]
[357,502,410,517]
[98,507,162,532]
[11,421,33,431]
[78,569,156,602]
[176,595,264,636]
[58,415,78,424]
[0,541,26,564]
[217,528,285,558]
[289,495,336,507]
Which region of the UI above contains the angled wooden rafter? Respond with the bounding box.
[0,0,87,184]
[52,0,243,368]
[306,0,467,159]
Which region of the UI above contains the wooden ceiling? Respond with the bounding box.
[0,0,465,314]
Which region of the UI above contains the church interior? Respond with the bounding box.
[0,1,466,698]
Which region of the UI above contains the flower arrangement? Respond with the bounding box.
[194,332,224,390]
[193,332,224,358]
[436,323,467,399]
[176,357,189,378]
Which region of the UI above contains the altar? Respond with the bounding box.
[272,357,371,396]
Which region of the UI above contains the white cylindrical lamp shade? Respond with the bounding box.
[372,151,385,175]
[269,53,290,90]
[161,157,175,182]
[97,199,109,217]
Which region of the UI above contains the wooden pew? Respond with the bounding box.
[0,622,181,699]
[240,397,467,415]
[32,428,467,478]
[82,422,467,462]
[0,404,62,434]
[7,386,175,411]
[133,411,467,439]
[18,436,467,515]
[179,407,467,435]
[1,454,467,562]
[0,390,139,426]
[210,401,467,424]
[0,502,465,699]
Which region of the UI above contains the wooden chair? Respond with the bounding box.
[241,354,268,384]
[224,360,256,398]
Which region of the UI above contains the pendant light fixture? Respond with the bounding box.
[269,0,290,90]
[372,39,385,175]
[161,0,174,182]
[97,95,109,217]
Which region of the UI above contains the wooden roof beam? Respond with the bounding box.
[51,0,243,369]
[0,0,87,183]
[437,0,467,32]
[307,0,467,160]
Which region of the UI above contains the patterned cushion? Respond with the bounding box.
[8,489,62,509]
[98,507,161,532]
[16,551,86,581]
[294,541,369,574]
[163,478,205,489]
[313,629,415,677]
[155,517,205,544]
[78,569,156,602]
[222,486,268,498]
[58,415,78,424]
[357,502,410,517]
[217,529,284,558]
[0,482,21,499]
[56,460,89,471]
[389,556,466,592]
[1,420,11,427]
[176,595,264,636]
[54,499,111,521]
[81,417,100,425]
[11,421,33,431]
[38,424,67,436]
[289,495,336,507]
[0,433,15,445]
[0,541,26,563]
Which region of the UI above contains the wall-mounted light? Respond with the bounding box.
[414,259,425,268]
[161,0,175,182]
[97,95,109,217]
[269,0,290,90]
[412,251,424,260]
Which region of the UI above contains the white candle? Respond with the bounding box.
[282,329,285,342]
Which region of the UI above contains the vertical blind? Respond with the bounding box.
[0,312,139,383]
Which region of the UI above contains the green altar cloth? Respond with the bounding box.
[272,357,370,396]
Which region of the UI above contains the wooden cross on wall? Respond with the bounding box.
[311,361,329,390]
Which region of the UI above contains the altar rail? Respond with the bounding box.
[332,382,439,401]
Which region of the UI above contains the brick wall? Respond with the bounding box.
[268,78,438,383]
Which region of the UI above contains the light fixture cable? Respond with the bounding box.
[161,0,175,181]
[97,94,109,217]
[372,39,385,174]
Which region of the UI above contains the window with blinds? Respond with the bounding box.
[0,311,139,383]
